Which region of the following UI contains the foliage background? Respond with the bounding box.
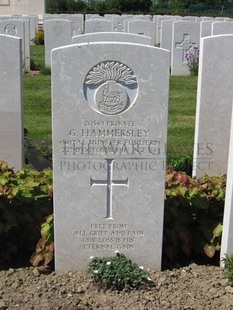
[45,0,233,15]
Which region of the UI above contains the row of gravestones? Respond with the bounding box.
[1,31,233,271]
[2,13,233,75]
[43,13,233,43]
[44,16,233,75]
[0,14,38,70]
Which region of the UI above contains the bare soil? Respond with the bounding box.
[0,263,233,310]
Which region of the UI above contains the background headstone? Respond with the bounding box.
[0,19,28,70]
[212,21,233,35]
[44,19,72,66]
[24,15,37,43]
[171,21,200,75]
[112,16,127,32]
[193,35,233,178]
[52,42,170,271]
[72,32,152,45]
[128,20,156,45]
[156,15,173,45]
[200,20,214,37]
[0,34,24,171]
[44,14,84,36]
[160,19,174,52]
[85,19,112,33]
[220,106,233,266]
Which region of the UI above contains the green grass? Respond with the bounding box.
[24,45,51,142]
[167,75,197,162]
[24,45,198,162]
[30,45,45,69]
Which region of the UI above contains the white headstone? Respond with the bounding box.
[112,16,126,32]
[124,19,133,33]
[171,21,200,76]
[215,17,226,21]
[128,20,156,45]
[21,18,30,71]
[134,15,151,21]
[52,42,170,271]
[193,35,233,178]
[0,35,24,171]
[121,14,134,19]
[195,17,202,23]
[44,19,72,67]
[156,16,173,44]
[201,17,214,21]
[24,15,36,43]
[44,14,84,36]
[212,21,233,35]
[0,19,28,69]
[160,19,174,52]
[183,16,196,22]
[85,18,112,33]
[72,32,152,45]
[220,106,233,265]
[28,14,39,30]
[200,20,214,38]
[9,17,30,67]
[88,14,103,20]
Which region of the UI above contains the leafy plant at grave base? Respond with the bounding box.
[0,158,227,268]
[163,169,226,265]
[222,254,233,284]
[31,168,226,268]
[33,29,44,45]
[169,154,193,176]
[0,161,53,267]
[30,214,54,267]
[24,129,52,169]
[88,252,152,291]
[185,46,199,76]
[34,140,52,163]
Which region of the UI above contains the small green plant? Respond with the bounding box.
[222,254,233,283]
[169,154,193,175]
[185,46,199,76]
[0,161,53,267]
[33,29,44,45]
[88,252,152,290]
[40,65,51,75]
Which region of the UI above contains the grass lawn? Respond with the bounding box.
[24,45,198,163]
[167,75,197,162]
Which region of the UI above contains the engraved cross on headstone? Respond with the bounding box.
[175,34,197,62]
[90,159,129,219]
[114,22,124,32]
[94,22,102,32]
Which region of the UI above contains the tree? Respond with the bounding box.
[46,0,86,13]
[115,0,152,12]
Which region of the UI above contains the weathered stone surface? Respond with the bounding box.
[0,35,24,171]
[52,42,170,271]
[72,32,152,45]
[193,35,233,177]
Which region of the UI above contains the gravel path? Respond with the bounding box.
[0,264,233,309]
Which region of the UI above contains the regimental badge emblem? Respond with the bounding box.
[4,24,17,36]
[84,61,138,115]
